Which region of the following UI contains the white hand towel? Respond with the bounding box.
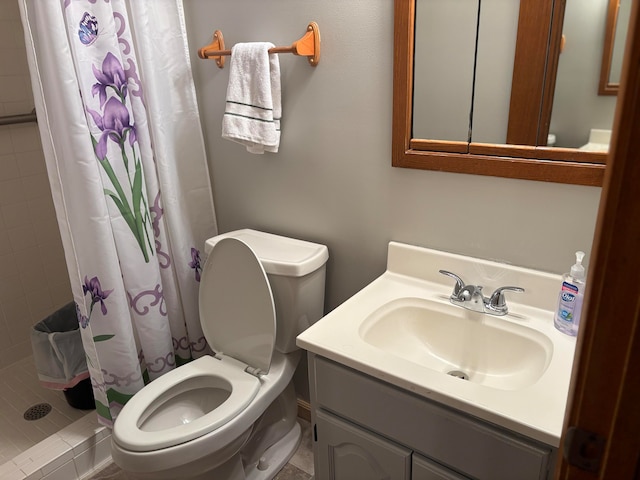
[222,42,281,154]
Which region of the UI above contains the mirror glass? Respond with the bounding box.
[411,0,623,151]
[550,0,620,150]
[413,0,477,142]
[470,0,520,145]
[600,0,631,94]
[609,0,630,84]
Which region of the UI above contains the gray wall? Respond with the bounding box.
[183,0,602,315]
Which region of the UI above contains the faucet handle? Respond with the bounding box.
[488,286,525,313]
[439,270,465,297]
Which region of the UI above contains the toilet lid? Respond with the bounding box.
[199,237,276,374]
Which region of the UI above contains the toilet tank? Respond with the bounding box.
[204,229,328,353]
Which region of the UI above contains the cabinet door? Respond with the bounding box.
[413,454,470,480]
[315,410,411,480]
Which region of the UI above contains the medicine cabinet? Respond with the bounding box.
[393,0,618,186]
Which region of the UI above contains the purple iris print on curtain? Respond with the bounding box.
[77,276,116,344]
[20,0,217,427]
[83,275,113,316]
[86,52,153,263]
[89,96,137,159]
[188,248,202,282]
[92,52,127,106]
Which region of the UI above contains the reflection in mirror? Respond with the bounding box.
[413,0,477,142]
[412,0,623,152]
[550,0,619,150]
[600,0,631,94]
[610,0,630,83]
[413,0,521,145]
[471,0,520,144]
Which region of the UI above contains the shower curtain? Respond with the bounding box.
[19,0,217,426]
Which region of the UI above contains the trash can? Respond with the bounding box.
[30,302,95,410]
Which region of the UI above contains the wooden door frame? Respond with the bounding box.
[556,0,640,477]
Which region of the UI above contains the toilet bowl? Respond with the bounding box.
[111,230,328,480]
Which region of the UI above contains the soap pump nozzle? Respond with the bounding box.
[570,251,586,281]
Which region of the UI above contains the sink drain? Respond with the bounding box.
[23,403,52,421]
[447,370,469,380]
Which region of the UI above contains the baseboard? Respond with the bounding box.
[297,398,311,422]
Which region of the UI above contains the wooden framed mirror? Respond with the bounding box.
[392,0,608,186]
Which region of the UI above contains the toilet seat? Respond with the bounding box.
[200,237,277,374]
[113,355,260,452]
[113,238,278,452]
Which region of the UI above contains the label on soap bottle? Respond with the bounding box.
[557,281,578,322]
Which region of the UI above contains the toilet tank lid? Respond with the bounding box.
[204,229,328,277]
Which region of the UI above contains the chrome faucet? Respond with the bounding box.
[439,270,524,316]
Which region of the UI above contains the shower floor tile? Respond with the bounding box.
[0,356,89,465]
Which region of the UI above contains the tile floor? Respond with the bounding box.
[0,413,111,480]
[0,356,89,464]
[87,419,315,480]
[0,355,111,479]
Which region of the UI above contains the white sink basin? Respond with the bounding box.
[359,297,553,390]
[297,241,577,446]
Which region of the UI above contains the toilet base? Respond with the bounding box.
[189,420,301,480]
[244,421,301,480]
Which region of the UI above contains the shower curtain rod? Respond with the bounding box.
[0,109,37,126]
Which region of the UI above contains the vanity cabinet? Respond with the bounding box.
[309,354,557,480]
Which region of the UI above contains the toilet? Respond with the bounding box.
[111,229,328,480]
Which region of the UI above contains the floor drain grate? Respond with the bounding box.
[23,403,52,421]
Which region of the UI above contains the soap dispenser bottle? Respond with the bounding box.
[554,251,586,336]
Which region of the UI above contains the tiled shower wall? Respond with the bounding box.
[0,0,72,369]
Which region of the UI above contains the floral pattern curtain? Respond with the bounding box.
[19,0,217,426]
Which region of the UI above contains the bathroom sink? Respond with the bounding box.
[297,241,578,446]
[358,297,553,391]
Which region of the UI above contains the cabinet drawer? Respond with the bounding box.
[314,357,553,480]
